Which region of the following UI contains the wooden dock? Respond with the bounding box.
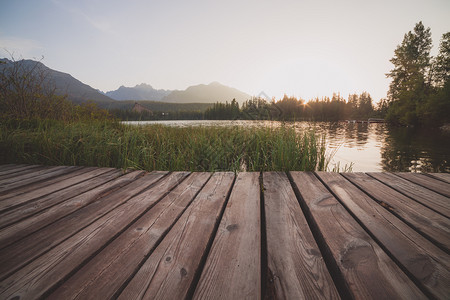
[0,164,449,299]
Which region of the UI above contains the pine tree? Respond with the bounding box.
[386,21,433,125]
[433,32,450,88]
[419,32,450,126]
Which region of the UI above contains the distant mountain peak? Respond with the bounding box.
[136,83,153,88]
[105,83,171,101]
[162,82,250,104]
[0,58,115,106]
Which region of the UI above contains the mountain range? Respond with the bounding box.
[0,58,116,106]
[162,82,250,104]
[104,83,171,101]
[105,82,250,104]
[0,58,251,109]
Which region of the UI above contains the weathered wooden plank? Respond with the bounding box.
[0,172,188,299]
[427,173,450,184]
[263,172,340,299]
[0,170,121,227]
[0,164,16,170]
[0,165,60,184]
[0,171,168,280]
[343,172,450,252]
[0,165,82,194]
[0,166,447,299]
[290,172,426,300]
[0,166,59,183]
[0,170,145,248]
[193,172,261,300]
[0,166,94,202]
[0,165,63,184]
[50,172,226,300]
[116,172,234,300]
[395,173,450,197]
[0,167,114,214]
[0,164,27,173]
[317,172,450,300]
[0,164,41,178]
[368,172,450,218]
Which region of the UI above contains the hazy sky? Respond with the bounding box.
[1,0,449,102]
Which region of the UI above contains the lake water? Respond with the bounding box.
[124,120,450,172]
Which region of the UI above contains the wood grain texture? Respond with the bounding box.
[0,172,186,300]
[0,170,144,248]
[263,172,340,299]
[427,173,450,184]
[394,173,450,197]
[1,166,448,299]
[0,168,109,212]
[0,166,90,201]
[0,170,121,228]
[317,172,450,300]
[291,172,426,300]
[118,172,235,300]
[0,165,61,184]
[0,171,167,280]
[368,172,450,217]
[193,172,261,300]
[343,172,450,252]
[0,165,80,193]
[0,164,27,173]
[49,172,214,300]
[0,164,42,179]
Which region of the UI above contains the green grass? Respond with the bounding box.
[0,120,330,172]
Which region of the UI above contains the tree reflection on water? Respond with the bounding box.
[381,126,450,172]
[295,122,449,172]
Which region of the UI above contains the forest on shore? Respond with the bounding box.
[384,22,449,127]
[114,22,449,127]
[201,22,450,126]
[1,22,449,127]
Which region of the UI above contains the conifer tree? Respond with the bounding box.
[433,32,450,88]
[386,21,433,125]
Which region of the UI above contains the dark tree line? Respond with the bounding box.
[110,108,204,121]
[203,93,377,121]
[204,99,240,120]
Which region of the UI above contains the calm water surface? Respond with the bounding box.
[124,120,450,172]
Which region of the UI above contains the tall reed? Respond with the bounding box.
[0,120,329,172]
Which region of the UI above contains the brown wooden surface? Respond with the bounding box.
[343,172,450,252]
[0,165,63,184]
[0,170,144,248]
[0,165,449,300]
[193,172,261,300]
[318,172,450,299]
[49,172,213,300]
[0,165,81,193]
[0,166,90,201]
[0,168,120,220]
[427,173,450,184]
[118,172,234,300]
[0,172,179,299]
[395,172,450,197]
[0,171,168,280]
[368,172,450,217]
[263,172,340,299]
[0,164,26,173]
[292,172,426,299]
[0,165,44,180]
